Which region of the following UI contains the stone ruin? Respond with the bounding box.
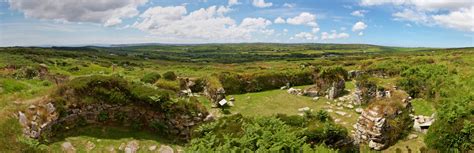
[287,79,345,100]
[353,93,413,150]
[412,114,435,134]
[18,97,208,141]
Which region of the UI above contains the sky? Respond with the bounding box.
[0,0,473,47]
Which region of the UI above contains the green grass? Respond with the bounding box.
[227,86,359,129]
[411,99,435,116]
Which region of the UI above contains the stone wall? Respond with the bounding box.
[353,96,413,150]
[19,98,207,142]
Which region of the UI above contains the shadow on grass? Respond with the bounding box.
[45,125,184,146]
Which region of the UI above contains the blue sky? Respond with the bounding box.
[0,0,473,47]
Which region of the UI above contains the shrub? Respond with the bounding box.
[163,71,177,81]
[425,95,473,152]
[141,72,161,84]
[397,64,451,99]
[155,79,180,92]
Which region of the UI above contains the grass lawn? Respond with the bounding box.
[411,98,435,116]
[47,126,183,152]
[227,85,359,129]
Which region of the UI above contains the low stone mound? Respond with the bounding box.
[18,75,208,142]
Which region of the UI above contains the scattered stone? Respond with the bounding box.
[149,145,157,151]
[335,119,341,123]
[408,134,418,140]
[298,107,311,112]
[158,145,174,153]
[345,104,354,109]
[106,146,115,153]
[287,88,302,95]
[85,141,96,151]
[124,140,139,153]
[336,107,343,110]
[119,143,126,150]
[326,109,333,113]
[312,97,320,101]
[61,142,76,153]
[204,114,214,122]
[335,111,347,116]
[45,103,56,114]
[18,111,27,126]
[355,108,363,114]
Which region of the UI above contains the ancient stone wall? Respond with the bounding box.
[19,99,207,142]
[353,96,413,150]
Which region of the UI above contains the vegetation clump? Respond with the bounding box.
[189,111,353,152]
[163,71,177,81]
[140,72,161,84]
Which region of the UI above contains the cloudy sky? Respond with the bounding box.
[0,0,473,47]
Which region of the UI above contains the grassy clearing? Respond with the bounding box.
[411,99,435,116]
[227,86,359,129]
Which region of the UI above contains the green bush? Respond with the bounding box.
[163,71,177,81]
[190,114,349,152]
[155,79,180,92]
[425,95,473,152]
[397,64,451,99]
[217,70,314,94]
[141,72,161,84]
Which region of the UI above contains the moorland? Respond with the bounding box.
[0,43,472,152]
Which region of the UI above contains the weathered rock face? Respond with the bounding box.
[19,99,207,141]
[328,80,345,100]
[353,95,413,150]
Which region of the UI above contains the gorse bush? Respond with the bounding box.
[141,72,161,84]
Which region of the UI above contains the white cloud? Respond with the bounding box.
[358,32,364,36]
[321,31,350,40]
[283,3,296,8]
[228,0,241,6]
[351,10,368,17]
[360,0,472,11]
[393,9,430,24]
[133,5,273,41]
[352,21,368,32]
[239,17,272,29]
[286,12,318,27]
[8,0,148,27]
[432,6,474,32]
[252,0,273,8]
[312,27,320,33]
[283,29,288,32]
[295,32,317,40]
[360,0,474,32]
[274,17,286,24]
